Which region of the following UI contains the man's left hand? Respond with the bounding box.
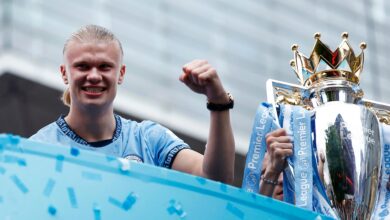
[180,59,229,104]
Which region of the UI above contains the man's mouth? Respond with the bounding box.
[274,188,283,196]
[82,87,105,94]
[276,190,283,196]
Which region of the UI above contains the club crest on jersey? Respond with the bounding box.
[124,154,143,163]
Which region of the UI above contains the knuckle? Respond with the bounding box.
[279,128,287,135]
[282,142,293,149]
[270,142,278,151]
[191,68,201,75]
[274,149,283,157]
[266,136,276,145]
[199,59,208,64]
[209,68,217,77]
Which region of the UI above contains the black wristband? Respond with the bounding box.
[207,93,234,111]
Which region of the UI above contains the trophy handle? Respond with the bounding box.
[266,79,311,125]
[360,99,390,125]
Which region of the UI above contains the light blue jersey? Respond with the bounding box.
[29,115,190,168]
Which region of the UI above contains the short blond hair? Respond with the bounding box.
[61,25,123,107]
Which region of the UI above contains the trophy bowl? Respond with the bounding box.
[315,101,381,219]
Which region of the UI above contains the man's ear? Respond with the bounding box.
[60,65,68,84]
[118,65,126,85]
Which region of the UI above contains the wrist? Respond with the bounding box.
[207,92,229,104]
[207,93,234,111]
[263,169,280,182]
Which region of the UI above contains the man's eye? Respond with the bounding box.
[76,64,89,70]
[99,64,112,70]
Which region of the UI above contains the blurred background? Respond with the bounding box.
[0,0,389,186]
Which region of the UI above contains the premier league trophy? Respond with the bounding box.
[243,33,390,219]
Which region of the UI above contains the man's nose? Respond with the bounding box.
[86,68,102,83]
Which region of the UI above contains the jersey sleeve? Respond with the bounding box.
[29,123,60,145]
[141,121,190,168]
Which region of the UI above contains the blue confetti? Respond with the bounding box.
[18,160,27,166]
[106,155,116,162]
[55,155,65,172]
[251,193,257,200]
[109,193,137,211]
[9,135,20,145]
[117,158,131,173]
[167,206,176,215]
[0,134,7,147]
[10,175,28,194]
[70,147,80,157]
[0,166,5,175]
[195,176,207,185]
[122,193,137,211]
[82,171,102,181]
[43,178,56,197]
[220,183,227,192]
[93,203,101,220]
[48,205,57,216]
[226,203,244,219]
[167,199,187,218]
[108,197,123,209]
[67,187,78,208]
[3,155,27,166]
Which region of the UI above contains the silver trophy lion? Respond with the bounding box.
[267,32,390,219]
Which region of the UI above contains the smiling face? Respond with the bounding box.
[61,40,125,112]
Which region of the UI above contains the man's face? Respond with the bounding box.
[61,40,125,110]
